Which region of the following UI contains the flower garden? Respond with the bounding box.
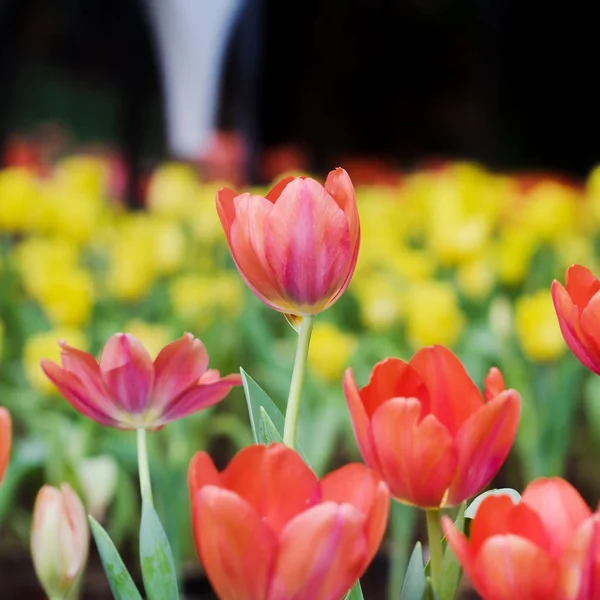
[2,156,600,598]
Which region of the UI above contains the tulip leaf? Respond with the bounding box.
[139,500,179,600]
[464,488,521,519]
[259,406,284,443]
[344,580,365,600]
[400,542,426,600]
[241,368,285,444]
[89,516,143,600]
[438,503,466,600]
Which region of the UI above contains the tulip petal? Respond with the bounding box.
[522,477,592,558]
[468,495,549,556]
[265,177,351,309]
[409,346,483,434]
[41,360,121,427]
[475,535,560,600]
[579,292,600,371]
[565,264,600,307]
[343,369,383,471]
[442,516,481,594]
[228,193,289,311]
[324,168,359,242]
[446,390,520,506]
[221,444,320,535]
[270,502,367,600]
[370,398,457,508]
[265,176,295,202]
[215,186,238,239]
[560,514,600,600]
[0,407,11,483]
[188,452,222,499]
[320,463,389,568]
[150,334,209,413]
[484,367,505,401]
[157,373,242,425]
[193,486,277,600]
[355,358,428,418]
[552,280,600,374]
[99,334,154,414]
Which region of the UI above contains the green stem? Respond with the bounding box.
[282,315,315,449]
[136,428,154,506]
[426,509,443,590]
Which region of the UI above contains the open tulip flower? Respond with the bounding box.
[0,407,11,484]
[343,345,520,508]
[552,264,600,375]
[443,478,600,600]
[41,332,242,429]
[189,443,389,600]
[216,168,360,316]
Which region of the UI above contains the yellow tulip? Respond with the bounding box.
[515,290,565,362]
[352,274,404,332]
[307,321,357,383]
[146,162,199,220]
[455,256,495,301]
[0,168,39,232]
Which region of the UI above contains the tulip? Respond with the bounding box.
[41,332,242,429]
[189,443,389,600]
[0,407,11,484]
[31,483,89,599]
[343,345,520,508]
[552,264,600,375]
[216,168,360,316]
[442,478,600,600]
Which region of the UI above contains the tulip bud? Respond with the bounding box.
[31,483,89,599]
[76,455,119,521]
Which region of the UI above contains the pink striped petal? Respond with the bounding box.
[151,334,209,412]
[40,360,120,427]
[157,374,241,425]
[99,334,154,414]
[193,486,277,600]
[265,177,351,310]
[269,502,367,600]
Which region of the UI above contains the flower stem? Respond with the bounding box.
[136,427,154,506]
[283,315,314,449]
[426,509,443,589]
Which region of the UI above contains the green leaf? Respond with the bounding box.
[465,488,521,519]
[438,503,466,600]
[139,501,179,600]
[344,580,365,600]
[400,542,426,600]
[89,516,143,600]
[241,368,285,444]
[259,406,284,443]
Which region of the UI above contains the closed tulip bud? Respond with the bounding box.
[216,168,360,317]
[31,484,89,599]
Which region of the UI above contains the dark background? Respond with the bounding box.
[1,0,598,186]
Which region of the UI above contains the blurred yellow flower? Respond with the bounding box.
[352,274,404,332]
[147,162,199,220]
[37,268,95,327]
[455,256,495,302]
[493,226,537,286]
[190,183,229,246]
[151,219,187,275]
[54,155,109,199]
[308,321,357,383]
[23,327,87,395]
[123,320,172,359]
[0,168,39,232]
[405,281,465,348]
[169,272,244,326]
[515,290,565,362]
[488,296,513,343]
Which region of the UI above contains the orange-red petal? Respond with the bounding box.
[446,390,520,506]
[0,407,11,484]
[220,444,319,535]
[370,398,457,507]
[409,346,483,435]
[565,264,600,308]
[193,486,277,600]
[269,502,367,600]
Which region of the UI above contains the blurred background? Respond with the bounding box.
[1,0,600,598]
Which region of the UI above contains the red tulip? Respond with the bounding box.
[0,407,11,484]
[41,332,241,429]
[216,168,360,316]
[343,345,520,508]
[443,478,600,600]
[552,264,600,375]
[189,443,389,600]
